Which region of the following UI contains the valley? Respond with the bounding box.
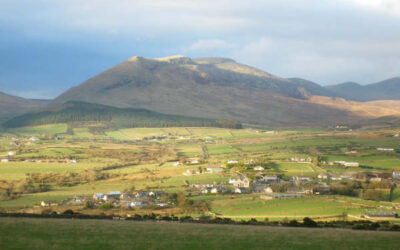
[1,123,400,224]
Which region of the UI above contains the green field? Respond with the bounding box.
[208,195,364,219]
[1,125,400,221]
[0,218,399,250]
[0,162,102,180]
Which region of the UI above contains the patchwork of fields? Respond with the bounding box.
[0,124,400,221]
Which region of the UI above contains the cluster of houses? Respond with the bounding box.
[192,173,315,197]
[43,190,170,209]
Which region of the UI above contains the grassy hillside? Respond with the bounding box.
[2,101,242,129]
[0,92,46,122]
[0,218,399,250]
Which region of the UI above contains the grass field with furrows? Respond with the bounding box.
[0,218,399,250]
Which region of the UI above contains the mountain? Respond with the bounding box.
[3,101,242,129]
[286,78,338,98]
[326,77,400,101]
[52,55,365,127]
[0,92,46,121]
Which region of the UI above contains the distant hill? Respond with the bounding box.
[326,77,400,101]
[52,55,365,127]
[0,92,46,121]
[286,78,338,98]
[2,101,242,129]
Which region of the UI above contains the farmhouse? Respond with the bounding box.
[229,176,250,188]
[40,200,59,207]
[318,173,330,180]
[190,160,200,165]
[93,193,105,200]
[1,158,9,163]
[261,175,280,184]
[149,191,166,197]
[291,157,312,163]
[128,201,147,208]
[343,162,359,167]
[234,187,249,194]
[135,191,149,199]
[120,193,134,200]
[227,160,238,164]
[104,191,121,201]
[253,166,264,171]
[377,147,394,151]
[366,211,398,218]
[8,151,15,156]
[291,176,311,183]
[392,171,400,179]
[65,196,86,206]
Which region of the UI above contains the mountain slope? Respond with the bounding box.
[0,92,46,121]
[327,77,400,101]
[52,56,360,126]
[3,101,241,129]
[49,55,400,127]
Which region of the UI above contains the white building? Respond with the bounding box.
[377,148,394,151]
[343,162,359,167]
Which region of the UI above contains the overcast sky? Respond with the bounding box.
[1,0,399,99]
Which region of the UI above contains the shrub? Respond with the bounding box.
[303,217,318,227]
[99,203,114,210]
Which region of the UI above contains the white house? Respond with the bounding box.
[343,162,359,167]
[230,176,250,188]
[93,193,105,200]
[190,160,200,165]
[129,201,146,208]
[8,151,15,156]
[227,160,238,164]
[264,187,273,193]
[393,171,400,179]
[377,148,394,151]
[173,162,181,167]
[234,187,248,194]
[1,159,9,163]
[254,166,264,171]
[318,173,329,180]
[40,200,59,207]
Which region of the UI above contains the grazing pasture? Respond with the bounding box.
[0,218,399,250]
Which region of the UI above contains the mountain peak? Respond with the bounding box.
[154,55,194,64]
